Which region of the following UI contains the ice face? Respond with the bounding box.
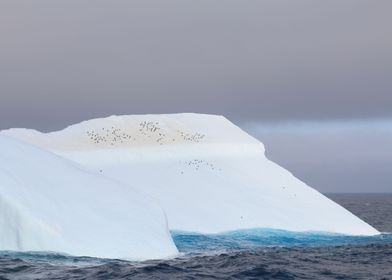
[1,113,380,236]
[0,135,178,260]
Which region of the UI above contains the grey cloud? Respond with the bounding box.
[0,0,392,131]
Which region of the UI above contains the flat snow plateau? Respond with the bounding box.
[1,113,379,238]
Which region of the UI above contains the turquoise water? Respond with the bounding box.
[172,229,392,254]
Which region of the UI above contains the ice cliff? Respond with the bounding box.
[2,113,379,237]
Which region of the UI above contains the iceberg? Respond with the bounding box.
[0,135,178,260]
[2,113,379,236]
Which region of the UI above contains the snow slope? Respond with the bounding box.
[0,135,177,260]
[2,113,380,236]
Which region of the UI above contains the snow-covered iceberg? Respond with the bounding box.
[2,113,379,236]
[0,135,178,260]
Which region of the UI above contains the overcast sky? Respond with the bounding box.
[0,0,391,192]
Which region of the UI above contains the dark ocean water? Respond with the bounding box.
[1,194,391,280]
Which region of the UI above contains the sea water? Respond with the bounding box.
[1,194,391,279]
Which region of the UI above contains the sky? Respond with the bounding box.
[0,0,391,192]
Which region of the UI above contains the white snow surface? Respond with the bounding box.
[2,113,380,236]
[0,135,178,260]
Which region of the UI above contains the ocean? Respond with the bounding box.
[1,193,391,279]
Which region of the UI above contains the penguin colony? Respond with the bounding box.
[85,121,205,146]
[180,159,221,173]
[84,121,222,174]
